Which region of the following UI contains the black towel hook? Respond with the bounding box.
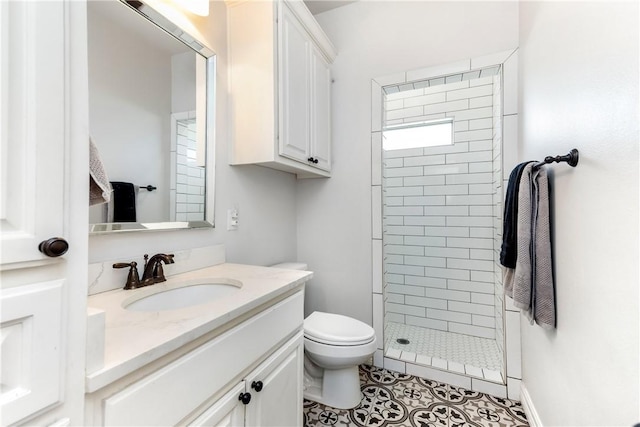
[533,149,579,170]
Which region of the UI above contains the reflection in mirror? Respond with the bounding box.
[88,0,215,234]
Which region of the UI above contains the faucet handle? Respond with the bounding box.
[113,261,141,290]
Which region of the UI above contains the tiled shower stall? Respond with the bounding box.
[370,50,522,399]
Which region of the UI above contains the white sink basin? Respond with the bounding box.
[123,279,242,311]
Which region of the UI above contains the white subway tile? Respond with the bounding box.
[469,96,493,109]
[507,377,521,400]
[385,254,404,264]
[470,249,494,260]
[447,107,493,121]
[404,196,446,206]
[424,164,469,176]
[372,80,383,132]
[386,264,424,276]
[384,206,423,216]
[482,368,504,383]
[469,205,494,216]
[386,302,426,317]
[449,322,495,339]
[372,239,383,294]
[470,228,494,239]
[405,315,448,331]
[432,357,448,370]
[506,311,522,379]
[472,314,495,328]
[446,173,493,185]
[385,225,424,236]
[385,186,423,197]
[383,157,404,168]
[471,292,495,305]
[423,246,469,259]
[386,284,425,297]
[386,293,405,304]
[447,237,493,250]
[386,313,405,324]
[385,196,403,206]
[445,194,493,206]
[385,244,424,256]
[404,216,446,226]
[373,293,384,346]
[425,266,470,280]
[454,120,469,132]
[427,308,472,324]
[423,226,469,237]
[424,99,469,115]
[386,347,402,359]
[373,349,384,367]
[471,270,495,283]
[386,106,424,121]
[372,186,382,239]
[385,272,404,283]
[400,351,417,363]
[404,256,446,268]
[385,99,404,111]
[384,177,404,187]
[403,175,446,186]
[446,216,493,227]
[424,141,469,155]
[469,140,494,152]
[403,155,447,167]
[405,295,448,310]
[446,84,493,101]
[384,147,424,159]
[384,216,404,226]
[468,118,493,131]
[425,205,469,216]
[471,378,507,398]
[453,130,494,144]
[403,92,447,108]
[422,184,469,196]
[448,361,467,375]
[384,358,406,374]
[503,50,518,115]
[448,301,494,316]
[405,236,447,247]
[404,275,447,289]
[406,364,472,389]
[384,166,424,177]
[448,279,494,294]
[416,354,432,366]
[465,364,484,378]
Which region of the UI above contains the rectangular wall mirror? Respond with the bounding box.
[88,0,215,234]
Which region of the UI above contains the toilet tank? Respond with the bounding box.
[270,262,308,271]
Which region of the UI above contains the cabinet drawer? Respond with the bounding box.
[103,291,303,426]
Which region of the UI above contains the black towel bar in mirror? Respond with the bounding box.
[139,185,157,192]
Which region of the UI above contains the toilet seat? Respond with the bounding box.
[304,311,375,346]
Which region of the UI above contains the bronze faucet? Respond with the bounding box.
[141,253,175,284]
[113,253,175,289]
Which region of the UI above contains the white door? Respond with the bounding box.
[1,1,88,425]
[188,383,246,427]
[244,333,303,427]
[278,4,310,164]
[310,47,331,172]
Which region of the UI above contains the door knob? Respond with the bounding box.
[38,237,69,257]
[238,392,252,405]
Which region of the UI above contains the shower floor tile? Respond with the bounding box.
[384,322,503,374]
[303,365,528,427]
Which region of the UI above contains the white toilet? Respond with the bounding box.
[271,263,377,410]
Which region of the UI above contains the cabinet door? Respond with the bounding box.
[244,332,303,427]
[1,1,87,425]
[278,4,310,164]
[310,47,331,172]
[189,383,246,427]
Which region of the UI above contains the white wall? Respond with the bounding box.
[89,1,298,269]
[518,2,639,425]
[298,1,519,324]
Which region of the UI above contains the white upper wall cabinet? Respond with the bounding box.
[227,0,336,178]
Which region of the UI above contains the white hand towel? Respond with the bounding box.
[89,137,112,206]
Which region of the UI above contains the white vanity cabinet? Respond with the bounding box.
[228,0,336,178]
[85,290,304,426]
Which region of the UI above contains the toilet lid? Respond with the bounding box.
[304,311,375,346]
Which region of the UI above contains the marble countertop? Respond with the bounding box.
[85,263,311,393]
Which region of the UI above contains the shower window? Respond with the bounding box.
[382,118,453,151]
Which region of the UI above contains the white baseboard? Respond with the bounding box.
[520,383,543,427]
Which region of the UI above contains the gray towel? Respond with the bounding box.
[504,163,556,329]
[89,138,112,206]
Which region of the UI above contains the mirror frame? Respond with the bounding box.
[89,0,216,235]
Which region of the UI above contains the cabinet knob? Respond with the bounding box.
[38,237,69,257]
[313,158,319,164]
[307,157,314,162]
[238,392,252,405]
[251,381,263,392]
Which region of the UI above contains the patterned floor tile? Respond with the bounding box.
[303,365,528,427]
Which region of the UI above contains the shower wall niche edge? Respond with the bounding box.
[369,48,522,400]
